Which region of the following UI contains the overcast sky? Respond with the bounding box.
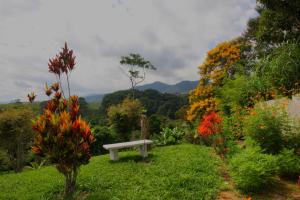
[0,0,257,102]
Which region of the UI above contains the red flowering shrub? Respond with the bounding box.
[198,112,222,136]
[198,112,227,158]
[29,43,94,198]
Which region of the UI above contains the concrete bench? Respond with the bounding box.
[103,140,153,161]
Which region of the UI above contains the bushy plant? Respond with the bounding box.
[107,98,143,141]
[243,106,288,154]
[229,146,278,192]
[222,109,247,139]
[217,75,275,115]
[154,127,184,146]
[198,112,222,137]
[277,148,300,180]
[0,149,10,172]
[91,125,118,155]
[198,112,230,157]
[217,76,251,112]
[28,43,95,198]
[281,118,300,152]
[0,107,34,172]
[148,114,165,135]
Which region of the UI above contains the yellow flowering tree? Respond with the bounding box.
[187,39,241,121]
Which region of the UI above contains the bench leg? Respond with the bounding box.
[109,149,119,161]
[139,144,148,158]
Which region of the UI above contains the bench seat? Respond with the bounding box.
[103,139,153,161]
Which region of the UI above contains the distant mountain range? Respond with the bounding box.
[136,80,198,93]
[84,80,198,103]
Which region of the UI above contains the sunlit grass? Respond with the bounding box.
[0,144,221,200]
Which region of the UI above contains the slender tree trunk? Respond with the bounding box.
[12,135,24,172]
[130,78,135,99]
[56,75,66,99]
[64,169,78,199]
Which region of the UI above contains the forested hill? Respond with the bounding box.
[136,80,198,93]
[99,89,188,119]
[84,80,198,103]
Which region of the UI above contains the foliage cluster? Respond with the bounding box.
[217,75,275,114]
[242,106,288,154]
[101,89,187,119]
[229,146,278,192]
[187,39,241,121]
[90,125,117,155]
[256,0,300,45]
[0,107,34,172]
[107,98,143,141]
[197,112,233,158]
[256,42,300,96]
[153,127,185,146]
[29,43,95,197]
[120,53,155,99]
[198,112,222,137]
[277,148,300,180]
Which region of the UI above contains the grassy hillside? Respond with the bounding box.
[0,144,221,200]
[0,102,41,114]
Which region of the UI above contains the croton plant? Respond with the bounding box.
[28,43,95,197]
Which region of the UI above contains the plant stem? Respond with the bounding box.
[66,72,71,99]
[57,75,66,99]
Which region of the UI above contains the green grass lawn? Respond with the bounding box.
[0,144,222,200]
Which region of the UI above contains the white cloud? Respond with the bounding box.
[0,0,257,102]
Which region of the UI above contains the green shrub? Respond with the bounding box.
[148,114,166,135]
[91,126,118,155]
[277,148,300,180]
[222,110,247,139]
[243,106,288,154]
[229,146,278,192]
[218,75,274,114]
[107,98,143,141]
[154,127,184,146]
[281,119,300,152]
[218,76,252,112]
[0,108,34,172]
[0,149,10,172]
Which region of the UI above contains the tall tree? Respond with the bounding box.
[242,0,300,60]
[120,53,156,99]
[256,42,300,96]
[257,0,300,44]
[187,39,241,121]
